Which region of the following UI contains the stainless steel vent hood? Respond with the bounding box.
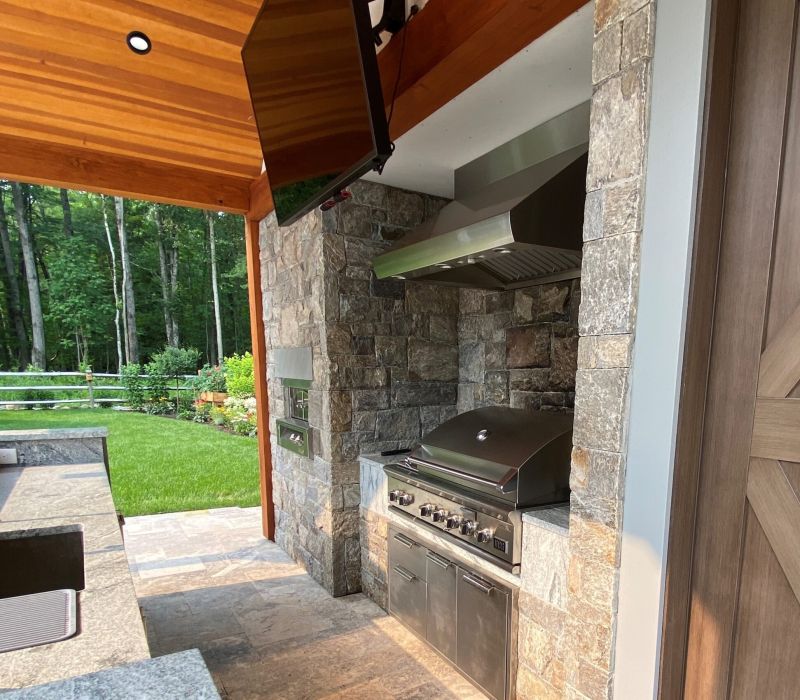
[372,103,589,290]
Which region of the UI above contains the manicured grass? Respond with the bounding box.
[0,409,261,516]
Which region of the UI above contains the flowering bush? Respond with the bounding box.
[202,397,258,436]
[193,364,227,393]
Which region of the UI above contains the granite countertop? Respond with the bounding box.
[0,460,150,689]
[523,504,570,535]
[0,649,219,699]
[0,428,108,442]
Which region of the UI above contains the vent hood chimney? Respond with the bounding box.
[372,104,589,290]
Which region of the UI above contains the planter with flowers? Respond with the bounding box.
[193,364,228,405]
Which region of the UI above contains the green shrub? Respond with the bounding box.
[144,364,169,404]
[149,346,201,378]
[121,364,147,409]
[224,352,255,398]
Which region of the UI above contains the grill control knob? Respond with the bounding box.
[398,493,414,506]
[445,515,462,530]
[476,528,494,544]
[432,509,447,522]
[459,520,477,536]
[389,489,402,502]
[419,503,434,517]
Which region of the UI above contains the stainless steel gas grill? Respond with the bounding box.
[384,406,572,573]
[383,407,572,699]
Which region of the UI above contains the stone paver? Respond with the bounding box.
[125,507,487,700]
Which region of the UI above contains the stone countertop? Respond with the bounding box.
[0,461,150,689]
[0,649,219,699]
[523,504,570,535]
[0,428,108,442]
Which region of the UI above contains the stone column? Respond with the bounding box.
[558,2,657,699]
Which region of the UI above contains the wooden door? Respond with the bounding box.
[665,0,800,697]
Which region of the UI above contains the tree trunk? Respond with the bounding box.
[60,189,73,238]
[206,211,223,364]
[115,196,138,364]
[153,205,174,346]
[100,194,124,373]
[0,187,29,367]
[169,231,179,346]
[11,182,45,369]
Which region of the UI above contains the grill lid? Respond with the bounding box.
[407,407,573,500]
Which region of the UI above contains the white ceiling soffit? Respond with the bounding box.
[364,3,593,198]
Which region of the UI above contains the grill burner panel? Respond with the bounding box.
[384,407,573,572]
[386,463,521,571]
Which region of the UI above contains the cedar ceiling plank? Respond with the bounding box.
[0,134,251,213]
[0,61,255,134]
[0,111,257,178]
[378,0,589,140]
[0,68,256,140]
[0,92,257,164]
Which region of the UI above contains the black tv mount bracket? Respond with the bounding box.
[370,0,413,45]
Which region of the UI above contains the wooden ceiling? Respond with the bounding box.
[0,0,586,216]
[0,0,263,211]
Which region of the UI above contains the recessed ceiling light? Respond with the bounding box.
[126,31,152,55]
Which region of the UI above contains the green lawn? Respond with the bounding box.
[0,409,261,517]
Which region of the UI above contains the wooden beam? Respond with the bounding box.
[244,216,275,540]
[0,133,251,213]
[751,398,800,463]
[377,0,589,140]
[248,172,274,221]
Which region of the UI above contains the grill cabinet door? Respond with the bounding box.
[425,551,457,661]
[456,567,509,700]
[388,529,427,638]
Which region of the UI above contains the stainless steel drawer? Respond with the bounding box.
[457,568,510,700]
[389,563,427,638]
[426,550,457,662]
[388,529,427,582]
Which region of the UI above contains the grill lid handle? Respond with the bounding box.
[476,429,490,441]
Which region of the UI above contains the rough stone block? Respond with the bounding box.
[322,233,346,272]
[621,2,655,67]
[350,179,389,209]
[323,391,352,432]
[587,63,649,189]
[484,371,509,405]
[510,368,552,392]
[583,189,604,242]
[339,202,374,239]
[406,283,458,315]
[386,188,426,227]
[550,334,579,391]
[592,22,622,84]
[578,334,633,369]
[459,341,485,383]
[391,382,457,407]
[429,315,458,343]
[352,388,390,411]
[507,326,551,369]
[578,233,640,336]
[573,368,629,453]
[594,0,649,33]
[460,288,486,315]
[376,407,420,441]
[408,338,459,382]
[375,335,407,367]
[602,177,643,235]
[533,283,572,321]
[345,238,389,268]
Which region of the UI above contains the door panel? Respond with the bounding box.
[729,506,800,699]
[426,551,457,661]
[669,0,800,697]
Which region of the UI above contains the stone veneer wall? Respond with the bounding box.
[261,181,459,597]
[457,283,580,413]
[557,1,657,699]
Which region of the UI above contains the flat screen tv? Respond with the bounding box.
[242,0,392,227]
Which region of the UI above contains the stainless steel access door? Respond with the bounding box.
[426,550,457,661]
[456,567,510,700]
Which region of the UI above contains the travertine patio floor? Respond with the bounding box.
[124,507,487,699]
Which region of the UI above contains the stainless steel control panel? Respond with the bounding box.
[387,474,516,568]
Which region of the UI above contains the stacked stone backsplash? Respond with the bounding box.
[457,281,580,415]
[261,180,458,597]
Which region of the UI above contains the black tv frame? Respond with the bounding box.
[242,0,393,227]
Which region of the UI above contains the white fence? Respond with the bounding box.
[0,371,194,408]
